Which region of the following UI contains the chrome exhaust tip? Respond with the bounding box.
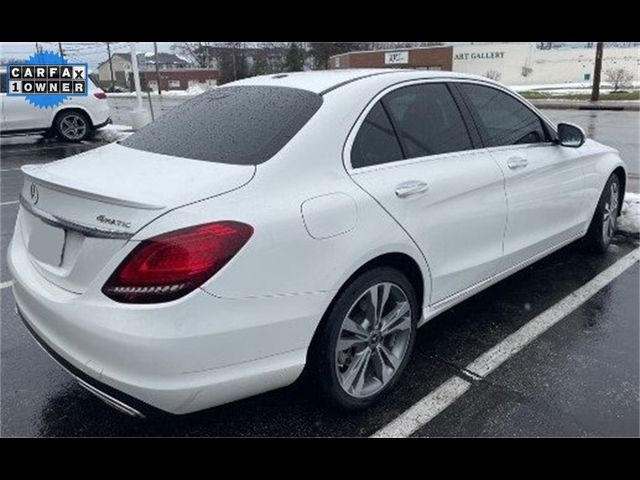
[78,378,146,419]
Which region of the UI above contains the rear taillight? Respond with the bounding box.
[93,92,107,100]
[102,221,253,303]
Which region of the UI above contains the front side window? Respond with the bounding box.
[351,102,404,168]
[383,83,473,159]
[459,83,549,147]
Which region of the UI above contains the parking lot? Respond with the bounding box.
[1,113,639,437]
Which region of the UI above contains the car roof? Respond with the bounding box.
[224,68,499,94]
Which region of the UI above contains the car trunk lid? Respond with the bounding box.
[17,143,255,294]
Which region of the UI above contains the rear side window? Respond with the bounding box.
[383,83,473,159]
[351,102,404,168]
[121,86,323,165]
[459,83,549,147]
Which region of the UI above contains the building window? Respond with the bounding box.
[168,79,181,89]
[584,73,591,81]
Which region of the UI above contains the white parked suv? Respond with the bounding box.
[1,69,111,142]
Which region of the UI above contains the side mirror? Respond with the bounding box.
[557,122,586,148]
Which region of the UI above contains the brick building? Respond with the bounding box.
[330,46,453,71]
[135,68,218,91]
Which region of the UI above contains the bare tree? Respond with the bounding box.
[171,42,215,67]
[484,70,501,81]
[372,42,444,50]
[308,43,372,69]
[605,68,634,92]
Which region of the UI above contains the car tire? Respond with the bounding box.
[309,267,419,411]
[54,110,92,142]
[582,173,621,253]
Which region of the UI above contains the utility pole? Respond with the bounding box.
[590,42,604,102]
[129,42,151,130]
[130,43,143,110]
[58,42,64,58]
[106,42,115,91]
[153,41,162,95]
[232,43,238,81]
[35,42,41,53]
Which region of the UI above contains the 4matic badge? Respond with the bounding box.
[5,51,87,109]
[96,215,132,229]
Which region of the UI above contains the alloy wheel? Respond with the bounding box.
[602,180,619,243]
[60,113,88,140]
[335,282,413,398]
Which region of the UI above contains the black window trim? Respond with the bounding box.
[348,80,479,170]
[451,80,559,150]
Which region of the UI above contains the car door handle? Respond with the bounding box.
[395,181,429,199]
[507,157,528,170]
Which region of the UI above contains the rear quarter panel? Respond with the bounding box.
[131,93,431,305]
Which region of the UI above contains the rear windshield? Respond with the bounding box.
[121,85,323,165]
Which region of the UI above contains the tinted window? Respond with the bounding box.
[121,86,323,165]
[383,83,472,158]
[459,83,548,147]
[0,72,5,93]
[351,102,404,168]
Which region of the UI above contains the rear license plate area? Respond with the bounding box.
[28,220,66,266]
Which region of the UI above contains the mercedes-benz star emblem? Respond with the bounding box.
[30,183,39,205]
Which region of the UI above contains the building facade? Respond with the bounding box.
[97,52,194,90]
[136,69,218,91]
[330,46,453,71]
[329,43,640,86]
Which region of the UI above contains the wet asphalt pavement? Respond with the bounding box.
[1,133,639,437]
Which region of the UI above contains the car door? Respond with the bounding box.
[346,81,507,304]
[455,82,585,271]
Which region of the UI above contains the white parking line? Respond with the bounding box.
[0,280,14,290]
[371,376,471,438]
[0,168,21,172]
[465,247,640,378]
[1,200,18,206]
[373,248,640,438]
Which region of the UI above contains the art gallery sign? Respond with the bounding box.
[454,51,505,61]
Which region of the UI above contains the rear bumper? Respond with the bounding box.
[8,229,329,414]
[18,309,150,418]
[87,99,111,127]
[94,117,112,129]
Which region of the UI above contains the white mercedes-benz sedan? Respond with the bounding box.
[8,69,627,417]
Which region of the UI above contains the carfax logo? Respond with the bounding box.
[5,51,87,109]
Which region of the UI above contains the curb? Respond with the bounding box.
[529,100,640,111]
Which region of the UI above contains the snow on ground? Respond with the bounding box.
[618,192,640,236]
[106,84,212,98]
[162,84,209,96]
[511,80,640,93]
[95,124,134,142]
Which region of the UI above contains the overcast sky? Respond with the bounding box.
[0,42,175,70]
[1,42,595,71]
